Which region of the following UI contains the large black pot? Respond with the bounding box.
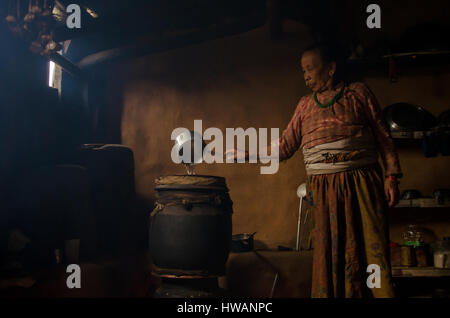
[149,175,233,277]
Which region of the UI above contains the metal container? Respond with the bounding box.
[172,130,206,164]
[431,240,450,268]
[149,175,233,278]
[400,246,416,267]
[390,244,402,266]
[401,190,423,200]
[415,246,428,267]
[433,189,450,205]
[383,103,436,132]
[231,233,256,253]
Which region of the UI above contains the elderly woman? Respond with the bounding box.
[230,43,402,298]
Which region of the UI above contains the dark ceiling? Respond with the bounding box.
[52,0,339,66]
[3,0,448,77]
[56,0,267,63]
[0,0,344,73]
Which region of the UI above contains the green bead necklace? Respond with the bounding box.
[313,86,344,108]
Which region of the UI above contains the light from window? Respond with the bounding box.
[48,61,55,87]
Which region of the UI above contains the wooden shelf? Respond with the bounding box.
[395,198,450,208]
[390,131,432,139]
[383,50,450,59]
[392,266,450,278]
[389,129,449,140]
[347,50,450,69]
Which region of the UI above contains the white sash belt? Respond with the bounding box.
[302,130,378,175]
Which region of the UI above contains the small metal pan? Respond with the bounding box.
[231,232,256,252]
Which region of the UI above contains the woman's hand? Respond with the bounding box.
[385,176,400,207]
[224,148,249,161]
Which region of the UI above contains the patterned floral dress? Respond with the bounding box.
[278,82,401,298]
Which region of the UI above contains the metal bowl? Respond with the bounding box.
[383,103,437,132]
[173,130,206,164]
[231,233,256,253]
[401,189,423,200]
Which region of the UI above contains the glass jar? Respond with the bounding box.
[402,224,424,247]
[430,240,450,268]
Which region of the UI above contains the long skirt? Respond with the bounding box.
[307,163,395,298]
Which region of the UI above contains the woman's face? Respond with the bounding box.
[301,49,334,93]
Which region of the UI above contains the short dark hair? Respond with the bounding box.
[302,42,347,82]
[303,43,337,65]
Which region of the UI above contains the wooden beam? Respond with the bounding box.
[48,52,86,80]
[77,14,264,69]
